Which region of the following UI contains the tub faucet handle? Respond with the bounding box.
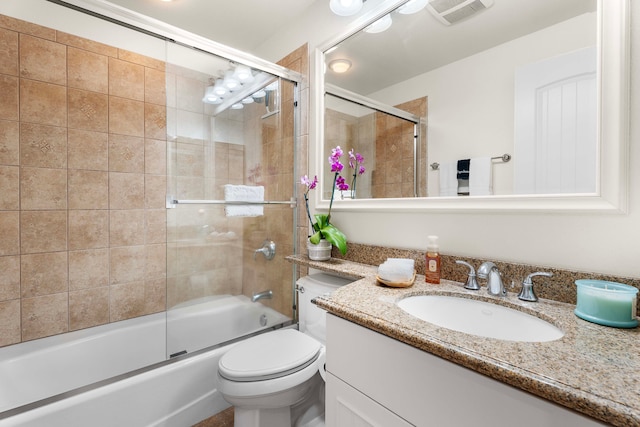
[455,260,480,290]
[253,239,276,260]
[518,272,553,302]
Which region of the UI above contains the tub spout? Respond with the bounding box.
[252,290,273,303]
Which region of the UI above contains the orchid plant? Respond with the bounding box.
[301,146,365,256]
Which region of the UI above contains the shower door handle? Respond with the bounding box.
[253,239,276,260]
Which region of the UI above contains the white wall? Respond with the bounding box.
[257,3,640,279]
[368,13,595,196]
[3,0,636,279]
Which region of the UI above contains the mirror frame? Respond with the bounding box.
[310,0,630,213]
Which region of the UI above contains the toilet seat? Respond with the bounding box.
[219,329,321,382]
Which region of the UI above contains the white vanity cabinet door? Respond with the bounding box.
[325,314,606,427]
[326,372,412,427]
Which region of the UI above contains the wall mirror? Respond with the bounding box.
[312,0,629,212]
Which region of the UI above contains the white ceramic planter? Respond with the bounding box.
[307,239,332,261]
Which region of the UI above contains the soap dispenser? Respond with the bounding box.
[425,235,441,284]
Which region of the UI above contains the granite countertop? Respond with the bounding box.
[287,255,640,427]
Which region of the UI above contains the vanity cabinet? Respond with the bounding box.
[325,314,606,427]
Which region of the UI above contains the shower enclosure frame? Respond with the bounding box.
[47,0,305,352]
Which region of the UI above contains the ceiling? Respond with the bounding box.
[103,0,596,96]
[326,0,597,95]
[106,0,321,53]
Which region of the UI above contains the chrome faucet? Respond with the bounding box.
[477,262,506,297]
[518,272,553,302]
[252,289,273,303]
[455,260,480,290]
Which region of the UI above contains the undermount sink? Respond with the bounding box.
[397,295,564,342]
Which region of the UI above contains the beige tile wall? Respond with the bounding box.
[165,46,308,320]
[325,97,427,200]
[0,14,167,346]
[373,97,427,198]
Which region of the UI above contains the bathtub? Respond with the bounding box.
[0,295,291,426]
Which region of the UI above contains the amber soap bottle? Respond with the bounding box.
[425,235,441,284]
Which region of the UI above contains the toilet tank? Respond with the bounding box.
[297,273,353,344]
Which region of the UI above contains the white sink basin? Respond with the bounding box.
[397,295,564,342]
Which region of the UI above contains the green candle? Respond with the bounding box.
[575,280,638,328]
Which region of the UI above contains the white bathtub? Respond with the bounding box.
[0,295,291,426]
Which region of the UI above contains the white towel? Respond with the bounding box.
[469,157,493,196]
[438,161,458,197]
[224,185,264,217]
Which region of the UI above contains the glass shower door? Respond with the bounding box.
[164,42,298,357]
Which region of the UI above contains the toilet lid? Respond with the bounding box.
[219,329,321,382]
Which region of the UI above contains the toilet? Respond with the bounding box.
[218,273,353,427]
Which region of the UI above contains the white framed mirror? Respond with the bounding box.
[310,0,629,212]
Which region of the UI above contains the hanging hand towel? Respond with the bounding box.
[457,158,470,195]
[438,161,458,197]
[224,185,264,217]
[469,157,493,196]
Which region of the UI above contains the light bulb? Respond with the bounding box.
[329,0,363,16]
[233,65,254,83]
[213,79,227,96]
[328,59,352,73]
[252,89,266,99]
[223,70,240,91]
[398,0,428,14]
[202,85,219,104]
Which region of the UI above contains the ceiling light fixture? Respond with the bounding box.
[364,14,392,33]
[328,59,352,73]
[202,85,217,103]
[223,70,240,91]
[329,0,364,16]
[252,89,267,99]
[233,65,254,84]
[398,0,428,14]
[212,79,227,97]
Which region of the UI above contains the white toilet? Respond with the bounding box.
[218,273,352,427]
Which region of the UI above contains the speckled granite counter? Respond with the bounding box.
[287,255,640,427]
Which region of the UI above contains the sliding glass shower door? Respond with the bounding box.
[165,42,299,357]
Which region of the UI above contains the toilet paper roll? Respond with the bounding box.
[317,347,327,382]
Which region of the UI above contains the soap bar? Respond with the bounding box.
[574,280,638,328]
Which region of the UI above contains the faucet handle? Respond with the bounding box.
[456,260,480,290]
[518,272,553,302]
[253,239,276,260]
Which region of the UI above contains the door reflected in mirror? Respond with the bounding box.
[323,0,598,199]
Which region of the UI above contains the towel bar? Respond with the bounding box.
[430,153,511,171]
[166,196,297,208]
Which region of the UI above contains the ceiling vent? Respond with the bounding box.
[426,0,494,25]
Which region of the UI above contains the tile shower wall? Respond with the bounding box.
[0,14,168,347]
[325,97,427,199]
[164,60,247,308]
[166,46,307,317]
[324,108,374,198]
[373,97,427,198]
